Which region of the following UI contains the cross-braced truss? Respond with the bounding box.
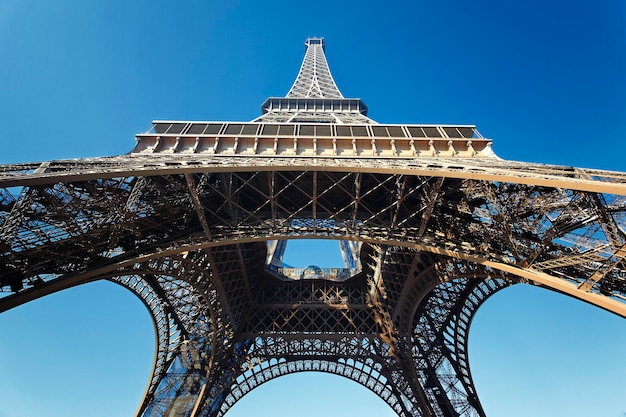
[286,38,343,99]
[1,38,626,417]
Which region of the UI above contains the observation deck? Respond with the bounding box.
[133,121,495,158]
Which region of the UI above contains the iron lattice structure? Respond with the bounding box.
[1,38,626,417]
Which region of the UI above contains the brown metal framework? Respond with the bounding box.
[1,38,626,417]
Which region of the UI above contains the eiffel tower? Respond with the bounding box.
[1,37,625,417]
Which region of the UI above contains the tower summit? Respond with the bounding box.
[1,39,626,417]
[256,37,372,124]
[287,38,343,99]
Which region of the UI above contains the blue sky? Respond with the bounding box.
[0,1,625,416]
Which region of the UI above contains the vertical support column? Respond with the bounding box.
[407,272,509,417]
[366,245,437,417]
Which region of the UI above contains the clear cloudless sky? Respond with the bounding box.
[0,1,625,416]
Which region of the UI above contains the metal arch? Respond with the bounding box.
[220,359,409,416]
[2,170,626,317]
[3,157,626,195]
[2,234,625,319]
[109,273,187,409]
[0,250,218,416]
[214,335,423,417]
[206,251,511,417]
[80,249,252,417]
[112,244,265,417]
[443,278,511,407]
[105,254,225,416]
[408,275,510,417]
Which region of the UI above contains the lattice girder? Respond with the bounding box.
[286,38,343,99]
[124,247,510,417]
[256,38,373,124]
[2,167,625,317]
[408,273,510,417]
[107,253,226,415]
[215,335,425,417]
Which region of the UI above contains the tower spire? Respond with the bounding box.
[286,38,344,99]
[255,38,372,124]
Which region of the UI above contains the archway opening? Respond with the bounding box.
[225,372,397,417]
[0,280,155,417]
[469,284,626,417]
[266,239,362,281]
